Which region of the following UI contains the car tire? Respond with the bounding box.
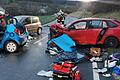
[104,37,119,48]
[37,27,42,35]
[4,41,18,53]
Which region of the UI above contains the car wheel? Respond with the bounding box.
[104,37,119,48]
[5,41,18,53]
[37,27,42,35]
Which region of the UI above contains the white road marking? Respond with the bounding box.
[92,62,100,80]
[34,35,48,44]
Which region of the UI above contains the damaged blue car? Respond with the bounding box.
[0,16,28,53]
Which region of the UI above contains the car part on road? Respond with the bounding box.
[47,34,85,63]
[37,70,53,77]
[46,47,58,55]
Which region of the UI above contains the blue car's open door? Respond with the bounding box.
[48,34,76,52]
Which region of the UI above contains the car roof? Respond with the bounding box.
[78,17,113,21]
[66,17,114,27]
[14,15,38,22]
[14,15,38,18]
[70,17,114,24]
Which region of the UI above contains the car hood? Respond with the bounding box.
[50,23,66,31]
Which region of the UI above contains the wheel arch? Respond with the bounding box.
[104,36,119,44]
[103,36,119,48]
[37,27,42,35]
[3,40,19,53]
[3,39,19,48]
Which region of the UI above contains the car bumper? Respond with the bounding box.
[19,34,28,45]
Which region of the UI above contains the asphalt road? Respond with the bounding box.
[0,17,116,80]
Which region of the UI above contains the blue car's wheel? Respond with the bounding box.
[5,41,18,53]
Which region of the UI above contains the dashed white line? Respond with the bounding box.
[92,62,100,80]
[34,35,48,44]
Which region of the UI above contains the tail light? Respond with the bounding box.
[14,28,20,35]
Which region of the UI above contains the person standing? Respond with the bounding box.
[56,10,65,25]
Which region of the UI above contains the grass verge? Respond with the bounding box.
[39,15,56,25]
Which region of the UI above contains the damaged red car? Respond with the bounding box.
[50,18,120,47]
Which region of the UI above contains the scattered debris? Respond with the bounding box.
[44,31,120,79]
[92,52,120,79]
[103,73,111,77]
[104,59,117,68]
[48,78,53,80]
[94,68,108,73]
[28,36,36,40]
[113,72,120,80]
[46,34,84,63]
[53,61,80,80]
[101,52,109,61]
[113,66,120,75]
[90,48,101,57]
[90,57,102,62]
[49,50,58,55]
[46,47,58,55]
[37,70,53,77]
[110,53,120,61]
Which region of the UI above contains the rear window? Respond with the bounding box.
[32,17,39,23]
[107,21,118,28]
[25,17,31,24]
